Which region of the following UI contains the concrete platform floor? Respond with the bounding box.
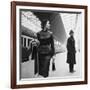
[21,51,82,79]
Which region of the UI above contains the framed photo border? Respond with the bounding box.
[11,1,88,89]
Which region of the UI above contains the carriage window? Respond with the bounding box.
[21,37,23,45]
[24,38,26,47]
[28,39,30,46]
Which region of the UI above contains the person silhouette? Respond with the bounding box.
[66,30,76,73]
[36,20,55,77]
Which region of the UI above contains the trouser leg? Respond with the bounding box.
[69,64,74,72]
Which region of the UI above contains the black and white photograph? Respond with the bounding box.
[11,1,87,88]
[19,8,84,81]
[20,9,82,79]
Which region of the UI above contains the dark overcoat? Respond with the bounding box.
[67,36,76,64]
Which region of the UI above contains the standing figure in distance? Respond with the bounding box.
[37,20,55,77]
[66,30,76,73]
